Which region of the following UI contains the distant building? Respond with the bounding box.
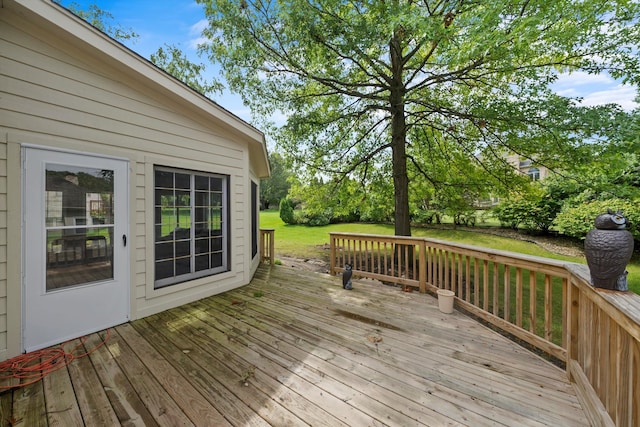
[476,154,551,208]
[505,154,550,181]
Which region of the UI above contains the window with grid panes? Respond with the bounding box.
[154,167,229,288]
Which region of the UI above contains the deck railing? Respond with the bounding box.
[259,228,275,265]
[329,232,640,427]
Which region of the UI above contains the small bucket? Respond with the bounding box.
[436,289,455,314]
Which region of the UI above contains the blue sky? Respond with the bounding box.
[60,0,638,122]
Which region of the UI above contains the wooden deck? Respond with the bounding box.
[1,265,589,426]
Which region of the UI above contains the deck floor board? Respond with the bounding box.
[1,265,589,426]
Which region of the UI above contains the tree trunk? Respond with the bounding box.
[389,32,411,237]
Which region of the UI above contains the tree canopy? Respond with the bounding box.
[198,0,639,236]
[150,44,223,96]
[58,1,221,98]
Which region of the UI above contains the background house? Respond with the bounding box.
[505,154,550,181]
[0,0,269,359]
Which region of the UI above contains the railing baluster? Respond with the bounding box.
[516,268,523,327]
[473,258,480,307]
[504,265,511,322]
[493,262,499,316]
[483,260,489,312]
[545,274,552,342]
[457,254,463,297]
[465,255,471,303]
[444,250,450,290]
[529,270,536,335]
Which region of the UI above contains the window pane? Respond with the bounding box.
[175,257,190,276]
[155,241,174,261]
[175,191,189,206]
[195,191,209,207]
[195,237,210,254]
[210,210,222,231]
[195,175,209,190]
[211,235,223,251]
[155,260,174,280]
[174,173,190,189]
[211,252,223,268]
[195,254,209,271]
[155,170,173,188]
[210,192,222,207]
[155,189,175,206]
[175,240,190,258]
[210,177,222,192]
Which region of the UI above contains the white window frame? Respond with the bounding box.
[528,167,540,181]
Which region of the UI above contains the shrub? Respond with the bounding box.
[493,193,561,233]
[493,200,528,230]
[297,209,332,226]
[554,198,640,241]
[279,197,296,224]
[412,209,440,225]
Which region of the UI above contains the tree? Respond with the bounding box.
[58,2,222,98]
[150,44,223,97]
[260,152,292,209]
[495,98,640,234]
[56,1,139,42]
[197,0,639,236]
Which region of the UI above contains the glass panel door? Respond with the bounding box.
[23,147,129,352]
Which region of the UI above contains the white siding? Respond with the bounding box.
[0,6,265,359]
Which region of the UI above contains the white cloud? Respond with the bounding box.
[552,72,638,111]
[188,19,214,49]
[190,19,208,35]
[555,71,613,87]
[580,85,638,110]
[189,36,210,50]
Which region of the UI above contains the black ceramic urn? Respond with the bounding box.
[584,210,634,291]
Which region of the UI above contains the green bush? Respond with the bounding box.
[294,209,332,226]
[494,192,561,233]
[554,198,640,241]
[279,197,296,225]
[412,209,441,225]
[493,200,529,230]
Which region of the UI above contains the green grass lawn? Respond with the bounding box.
[260,209,640,294]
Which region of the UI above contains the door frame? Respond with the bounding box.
[21,144,131,352]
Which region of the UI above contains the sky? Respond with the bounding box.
[60,0,638,124]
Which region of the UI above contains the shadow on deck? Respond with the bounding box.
[1,264,589,426]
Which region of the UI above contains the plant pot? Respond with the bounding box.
[437,289,455,314]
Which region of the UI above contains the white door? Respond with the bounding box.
[23,147,129,352]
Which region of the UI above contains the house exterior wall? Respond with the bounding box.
[0,4,266,360]
[505,154,550,181]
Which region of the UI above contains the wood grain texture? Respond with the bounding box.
[0,265,593,426]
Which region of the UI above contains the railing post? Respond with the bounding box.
[329,233,336,276]
[419,239,426,293]
[259,228,275,265]
[566,276,579,381]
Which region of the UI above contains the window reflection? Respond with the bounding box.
[45,165,115,290]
